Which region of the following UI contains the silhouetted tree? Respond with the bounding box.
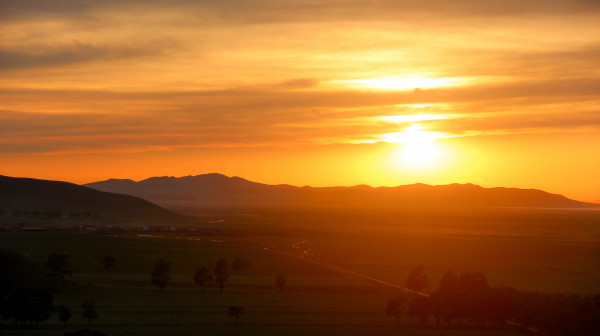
[406,265,428,293]
[57,305,71,327]
[424,270,600,334]
[430,270,460,326]
[275,274,286,291]
[456,272,489,326]
[438,270,459,294]
[228,306,245,324]
[81,299,97,328]
[5,287,54,329]
[231,257,249,273]
[386,297,405,325]
[150,259,171,293]
[214,258,228,292]
[45,253,71,275]
[458,272,489,292]
[485,286,515,329]
[42,253,71,292]
[102,256,115,271]
[27,287,54,328]
[409,296,431,326]
[193,267,213,292]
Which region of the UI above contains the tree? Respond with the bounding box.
[43,253,71,292]
[406,265,428,293]
[193,267,213,292]
[438,270,459,294]
[81,299,98,328]
[214,258,228,292]
[57,305,72,327]
[102,256,115,271]
[458,272,489,292]
[409,296,431,326]
[385,297,405,325]
[150,259,171,293]
[275,274,286,291]
[45,253,71,275]
[485,286,515,329]
[228,306,245,324]
[231,257,249,273]
[5,287,54,329]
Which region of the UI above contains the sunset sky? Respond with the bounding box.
[1,1,600,202]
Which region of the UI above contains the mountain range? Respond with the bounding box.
[84,173,599,213]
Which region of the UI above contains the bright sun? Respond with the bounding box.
[382,124,445,168]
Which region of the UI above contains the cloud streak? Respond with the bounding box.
[0,40,179,71]
[3,1,600,23]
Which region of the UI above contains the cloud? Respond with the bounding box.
[3,75,600,117]
[0,41,177,71]
[3,73,600,154]
[3,1,599,24]
[439,43,600,79]
[274,78,320,89]
[0,107,397,154]
[424,110,600,136]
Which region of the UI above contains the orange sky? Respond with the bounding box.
[1,1,600,202]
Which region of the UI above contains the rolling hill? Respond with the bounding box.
[0,175,194,226]
[84,173,599,213]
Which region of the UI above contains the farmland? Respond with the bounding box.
[1,207,598,335]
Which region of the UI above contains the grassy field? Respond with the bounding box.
[1,207,598,335]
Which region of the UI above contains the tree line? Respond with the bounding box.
[387,266,600,336]
[0,209,100,219]
[0,253,103,335]
[150,256,252,293]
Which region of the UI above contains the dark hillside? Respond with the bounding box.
[0,175,193,225]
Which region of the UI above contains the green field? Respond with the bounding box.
[1,207,598,335]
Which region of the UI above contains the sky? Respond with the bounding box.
[1,0,600,202]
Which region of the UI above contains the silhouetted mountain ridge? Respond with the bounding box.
[84,174,598,212]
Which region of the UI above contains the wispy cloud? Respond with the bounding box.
[0,40,179,71]
[3,1,599,23]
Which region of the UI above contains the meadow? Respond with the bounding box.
[1,207,598,335]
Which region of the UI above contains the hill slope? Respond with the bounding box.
[85,174,599,213]
[0,175,193,225]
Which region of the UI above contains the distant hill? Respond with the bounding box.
[84,173,599,213]
[0,175,193,226]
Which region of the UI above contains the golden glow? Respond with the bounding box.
[379,114,451,123]
[382,124,446,169]
[337,77,465,91]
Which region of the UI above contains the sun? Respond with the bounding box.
[382,124,445,169]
